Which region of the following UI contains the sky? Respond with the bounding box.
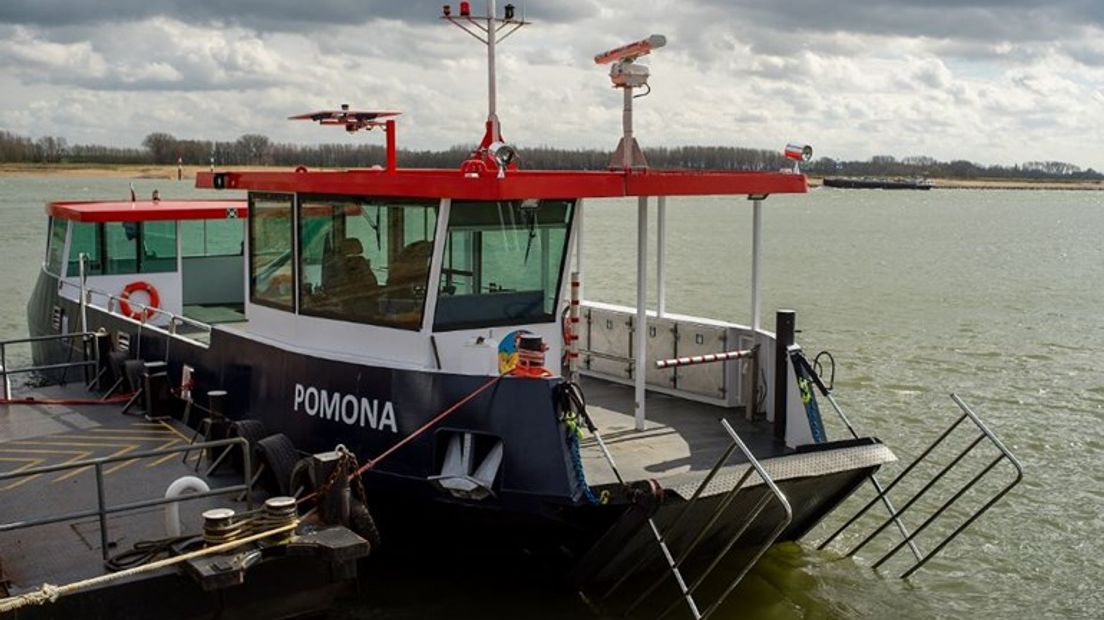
[1,0,1102,170]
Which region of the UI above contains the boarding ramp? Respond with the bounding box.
[810,385,1023,579]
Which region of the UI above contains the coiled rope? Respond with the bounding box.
[0,518,300,614]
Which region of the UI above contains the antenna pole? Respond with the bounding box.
[622,87,634,168]
[487,0,498,137]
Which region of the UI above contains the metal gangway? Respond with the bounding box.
[576,348,792,620]
[794,351,1024,579]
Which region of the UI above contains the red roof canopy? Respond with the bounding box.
[194,168,807,200]
[47,200,248,223]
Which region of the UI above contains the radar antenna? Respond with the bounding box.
[595,34,666,170]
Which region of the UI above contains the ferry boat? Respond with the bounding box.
[19,3,1020,616]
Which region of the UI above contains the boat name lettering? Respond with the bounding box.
[293,384,398,433]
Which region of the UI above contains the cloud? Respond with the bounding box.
[0,1,599,30]
[0,0,1101,170]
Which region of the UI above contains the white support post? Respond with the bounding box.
[750,198,764,331]
[656,195,667,318]
[574,199,585,300]
[635,196,649,431]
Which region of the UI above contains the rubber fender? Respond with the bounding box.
[255,434,299,496]
[164,475,210,537]
[228,419,267,473]
[289,456,316,499]
[349,499,381,550]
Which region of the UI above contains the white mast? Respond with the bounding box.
[442,1,528,143]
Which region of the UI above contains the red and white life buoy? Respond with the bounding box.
[118,281,160,320]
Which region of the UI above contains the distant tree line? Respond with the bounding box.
[0,129,1099,180]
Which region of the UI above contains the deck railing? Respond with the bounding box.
[0,437,252,562]
[0,332,101,399]
[55,270,213,349]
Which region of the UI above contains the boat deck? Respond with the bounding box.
[576,376,789,489]
[0,384,243,593]
[576,376,897,501]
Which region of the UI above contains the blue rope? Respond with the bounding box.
[566,422,603,505]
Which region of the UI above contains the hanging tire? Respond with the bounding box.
[228,420,267,473]
[349,500,381,549]
[255,434,299,496]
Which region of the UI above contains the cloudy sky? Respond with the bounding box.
[1,0,1102,169]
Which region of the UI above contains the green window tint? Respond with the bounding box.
[250,193,295,310]
[46,218,67,275]
[140,221,177,273]
[104,223,138,275]
[67,222,103,277]
[181,221,204,257]
[434,200,574,331]
[299,197,438,329]
[206,219,244,256]
[182,220,244,257]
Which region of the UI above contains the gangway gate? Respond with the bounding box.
[813,392,1023,579]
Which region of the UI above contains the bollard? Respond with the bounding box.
[774,310,795,440]
[312,450,351,527]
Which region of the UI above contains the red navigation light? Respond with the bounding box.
[459,2,471,16]
[442,4,451,16]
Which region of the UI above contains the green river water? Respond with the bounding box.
[0,177,1100,619]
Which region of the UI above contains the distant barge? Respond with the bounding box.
[823,177,933,190]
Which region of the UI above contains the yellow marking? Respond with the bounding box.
[157,419,195,444]
[8,440,143,449]
[52,445,139,483]
[0,447,93,455]
[80,429,176,437]
[0,452,93,489]
[0,457,46,491]
[46,435,173,443]
[145,439,184,467]
[103,438,178,474]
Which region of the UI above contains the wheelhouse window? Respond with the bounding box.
[46,218,67,275]
[299,196,438,329]
[434,200,574,331]
[62,220,177,277]
[182,219,244,257]
[250,193,295,311]
[67,222,102,277]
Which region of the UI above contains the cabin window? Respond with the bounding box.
[298,196,438,329]
[139,221,178,273]
[182,219,244,257]
[249,193,295,311]
[434,200,574,331]
[46,218,67,275]
[67,222,102,277]
[101,222,177,275]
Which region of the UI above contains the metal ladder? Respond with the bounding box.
[596,418,792,620]
[816,393,1023,579]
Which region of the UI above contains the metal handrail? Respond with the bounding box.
[0,331,100,399]
[56,277,212,348]
[606,418,792,620]
[0,437,252,561]
[816,393,1023,579]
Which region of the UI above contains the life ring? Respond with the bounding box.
[119,281,160,320]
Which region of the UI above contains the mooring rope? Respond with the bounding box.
[0,519,300,614]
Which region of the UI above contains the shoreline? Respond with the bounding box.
[1,163,1102,190]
